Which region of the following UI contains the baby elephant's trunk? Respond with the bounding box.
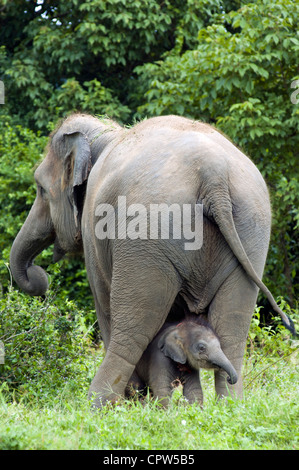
[212,352,238,385]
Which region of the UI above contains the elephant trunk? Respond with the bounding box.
[10,199,55,296]
[212,352,238,385]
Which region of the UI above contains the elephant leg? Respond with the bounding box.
[151,386,173,409]
[88,259,180,409]
[208,265,260,399]
[85,248,112,349]
[148,353,181,408]
[92,287,111,349]
[150,375,174,408]
[183,370,204,406]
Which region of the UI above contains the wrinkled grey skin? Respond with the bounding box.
[10,113,294,408]
[128,317,238,407]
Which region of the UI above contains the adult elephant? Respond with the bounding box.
[10,113,294,408]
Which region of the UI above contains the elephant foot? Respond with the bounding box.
[88,350,136,410]
[88,390,122,410]
[154,396,170,409]
[183,392,204,407]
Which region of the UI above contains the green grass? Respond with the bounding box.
[0,292,298,450]
[0,352,298,450]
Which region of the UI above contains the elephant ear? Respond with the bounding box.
[158,329,187,364]
[62,131,92,226]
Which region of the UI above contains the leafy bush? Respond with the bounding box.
[247,301,298,357]
[244,302,298,394]
[0,287,101,403]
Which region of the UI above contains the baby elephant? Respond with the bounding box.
[130,317,238,407]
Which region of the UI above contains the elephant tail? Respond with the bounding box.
[217,210,295,336]
[198,157,296,336]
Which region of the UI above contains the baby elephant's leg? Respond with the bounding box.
[183,370,203,405]
[149,356,178,408]
[125,370,146,398]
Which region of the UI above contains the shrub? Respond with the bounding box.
[0,287,101,403]
[244,302,298,392]
[247,302,298,357]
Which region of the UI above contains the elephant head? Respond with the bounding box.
[10,114,120,296]
[158,319,238,385]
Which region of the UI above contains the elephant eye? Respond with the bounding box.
[195,343,206,353]
[38,184,46,198]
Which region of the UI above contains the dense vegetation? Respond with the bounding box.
[0,0,298,306]
[0,0,298,450]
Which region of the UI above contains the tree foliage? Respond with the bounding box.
[135,0,299,304]
[0,0,226,129]
[0,0,298,308]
